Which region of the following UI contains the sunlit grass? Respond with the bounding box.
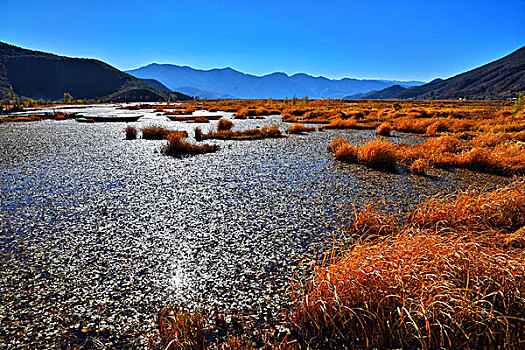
[163,132,218,157]
[141,125,188,140]
[286,123,316,134]
[289,181,525,349]
[330,134,525,176]
[195,125,284,141]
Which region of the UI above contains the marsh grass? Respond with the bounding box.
[125,126,137,140]
[195,126,284,141]
[286,123,316,134]
[217,119,233,131]
[330,134,525,175]
[377,123,392,136]
[163,133,218,157]
[330,138,398,171]
[150,306,292,350]
[142,126,188,140]
[234,107,281,119]
[320,118,379,130]
[1,112,73,122]
[289,181,525,349]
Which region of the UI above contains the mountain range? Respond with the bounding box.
[347,47,525,100]
[125,64,425,99]
[0,42,190,102]
[1,41,523,102]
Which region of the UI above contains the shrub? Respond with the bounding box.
[163,133,218,156]
[196,126,283,141]
[357,140,398,171]
[327,137,348,153]
[194,127,203,141]
[194,117,209,123]
[184,106,196,114]
[125,126,137,140]
[410,158,430,175]
[142,126,188,140]
[217,119,233,131]
[289,181,525,349]
[334,143,358,162]
[377,123,391,136]
[287,123,316,134]
[391,102,402,111]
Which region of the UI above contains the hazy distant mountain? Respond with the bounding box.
[394,46,525,100]
[0,42,191,101]
[175,86,235,99]
[345,84,407,99]
[141,78,171,91]
[125,64,425,99]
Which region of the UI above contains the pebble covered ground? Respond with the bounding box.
[0,105,510,348]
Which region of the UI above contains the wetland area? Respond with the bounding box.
[0,104,510,348]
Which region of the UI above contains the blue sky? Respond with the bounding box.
[1,0,524,81]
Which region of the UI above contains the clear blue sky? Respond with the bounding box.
[1,0,524,81]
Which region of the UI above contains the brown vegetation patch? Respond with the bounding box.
[330,134,525,176]
[289,181,525,349]
[142,126,188,140]
[195,126,284,141]
[163,133,218,157]
[125,126,137,140]
[286,123,316,134]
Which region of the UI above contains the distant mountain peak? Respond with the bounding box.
[125,64,425,99]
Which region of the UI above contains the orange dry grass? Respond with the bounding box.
[184,106,197,114]
[287,123,316,134]
[377,123,392,136]
[234,107,281,119]
[330,138,398,171]
[320,118,379,130]
[142,126,188,140]
[150,306,293,350]
[290,182,525,349]
[398,135,525,175]
[158,99,525,144]
[408,181,525,234]
[125,126,137,140]
[152,307,206,350]
[163,133,218,156]
[4,112,73,122]
[331,134,525,176]
[195,126,284,141]
[217,118,233,131]
[357,140,397,171]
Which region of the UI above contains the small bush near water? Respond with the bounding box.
[125,126,137,140]
[377,123,392,136]
[142,125,188,140]
[330,138,398,171]
[195,125,284,141]
[163,133,218,157]
[217,118,233,131]
[286,123,316,134]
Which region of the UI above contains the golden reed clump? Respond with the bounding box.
[289,181,525,349]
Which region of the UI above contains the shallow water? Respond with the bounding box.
[0,106,509,347]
